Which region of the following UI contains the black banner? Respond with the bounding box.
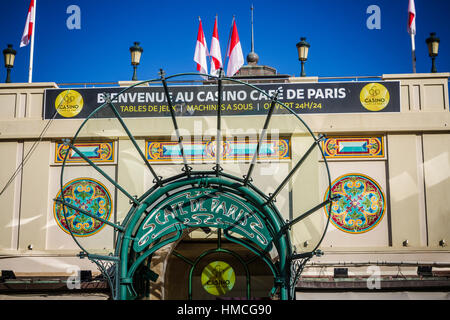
[44,81,400,119]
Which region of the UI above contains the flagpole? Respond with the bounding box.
[411,33,416,73]
[408,0,416,74]
[209,14,218,76]
[28,0,36,83]
[225,15,235,59]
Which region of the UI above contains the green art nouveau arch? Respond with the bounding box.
[117,175,290,299]
[57,70,334,300]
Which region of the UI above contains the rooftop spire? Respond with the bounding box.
[247,4,259,65]
[250,4,254,53]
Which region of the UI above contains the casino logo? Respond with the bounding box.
[55,90,84,117]
[360,83,390,111]
[201,261,235,296]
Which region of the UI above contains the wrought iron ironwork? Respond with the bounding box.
[57,70,334,300]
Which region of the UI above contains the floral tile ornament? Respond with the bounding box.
[54,178,112,237]
[324,173,386,234]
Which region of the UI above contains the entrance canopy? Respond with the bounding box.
[56,71,333,300]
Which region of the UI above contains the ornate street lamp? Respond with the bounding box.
[129,42,143,81]
[296,37,310,77]
[3,44,17,83]
[426,32,440,73]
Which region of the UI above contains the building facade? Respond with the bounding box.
[0,72,449,299]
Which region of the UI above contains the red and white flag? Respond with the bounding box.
[226,18,244,77]
[407,0,416,35]
[20,0,36,47]
[194,18,208,76]
[210,16,223,77]
[408,0,417,73]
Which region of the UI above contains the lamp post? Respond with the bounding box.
[426,32,440,73]
[296,37,310,77]
[129,42,143,81]
[3,44,17,83]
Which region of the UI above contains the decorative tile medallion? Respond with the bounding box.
[55,141,114,163]
[53,178,112,237]
[324,174,385,234]
[322,136,384,159]
[146,138,290,162]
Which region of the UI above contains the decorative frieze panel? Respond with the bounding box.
[322,136,384,159]
[55,141,115,164]
[146,138,291,163]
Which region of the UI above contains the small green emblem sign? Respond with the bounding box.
[133,188,273,252]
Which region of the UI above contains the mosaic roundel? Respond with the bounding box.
[324,174,385,234]
[54,178,112,237]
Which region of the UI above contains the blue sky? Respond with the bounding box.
[0,0,449,84]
